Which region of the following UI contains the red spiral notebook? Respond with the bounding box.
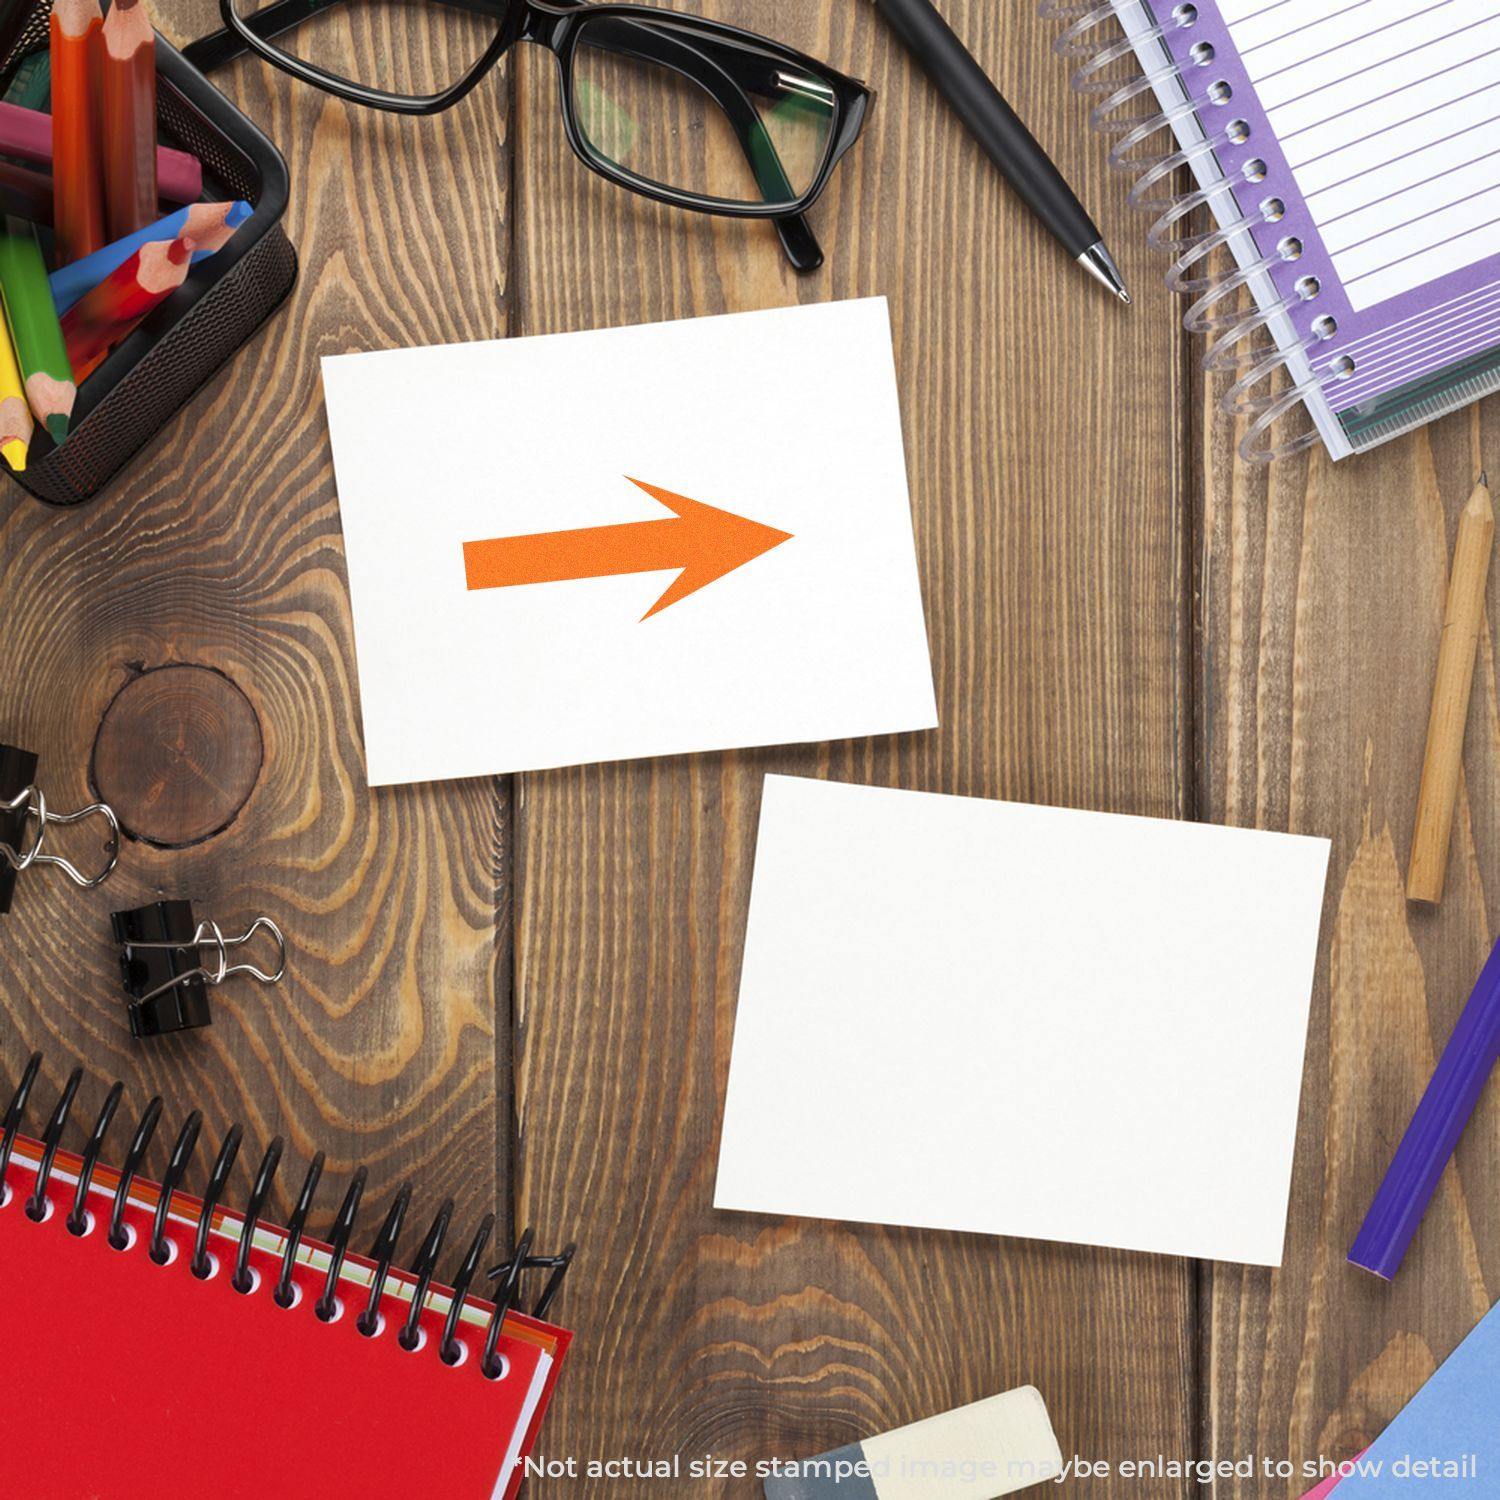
[0,1120,571,1499]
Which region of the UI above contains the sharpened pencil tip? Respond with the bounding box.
[44,415,68,447]
[1480,470,1488,488]
[3,439,26,471]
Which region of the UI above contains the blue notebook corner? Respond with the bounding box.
[1331,1299,1499,1494]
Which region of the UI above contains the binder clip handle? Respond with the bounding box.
[193,915,287,993]
[112,901,287,1039]
[127,916,288,1004]
[0,784,121,890]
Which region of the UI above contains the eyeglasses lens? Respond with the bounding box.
[570,15,838,209]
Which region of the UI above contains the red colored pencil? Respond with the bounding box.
[102,0,158,240]
[61,234,192,380]
[0,159,57,225]
[50,0,106,264]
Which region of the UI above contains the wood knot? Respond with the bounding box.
[92,664,263,847]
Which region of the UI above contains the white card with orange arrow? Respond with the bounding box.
[322,297,938,785]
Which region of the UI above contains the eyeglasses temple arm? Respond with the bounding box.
[181,2,824,271]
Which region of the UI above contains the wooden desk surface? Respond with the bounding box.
[1,2,1496,1494]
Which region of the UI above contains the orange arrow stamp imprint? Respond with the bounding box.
[462,477,793,620]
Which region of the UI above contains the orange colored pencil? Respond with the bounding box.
[101,0,157,239]
[50,0,106,264]
[61,234,192,380]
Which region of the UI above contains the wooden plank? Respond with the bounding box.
[510,3,1197,1489]
[1199,377,1500,1482]
[0,11,512,1250]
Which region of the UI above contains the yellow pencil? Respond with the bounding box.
[0,311,32,470]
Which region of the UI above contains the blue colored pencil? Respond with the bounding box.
[1348,934,1500,1279]
[50,199,251,314]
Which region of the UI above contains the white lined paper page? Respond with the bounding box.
[1220,0,1500,310]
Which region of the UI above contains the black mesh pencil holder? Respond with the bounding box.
[0,22,296,507]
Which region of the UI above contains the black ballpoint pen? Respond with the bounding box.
[871,0,1131,303]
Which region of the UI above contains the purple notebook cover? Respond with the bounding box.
[1141,0,1500,421]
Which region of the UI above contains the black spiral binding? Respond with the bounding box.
[151,1111,203,1263]
[234,1136,283,1293]
[108,1095,162,1250]
[67,1080,122,1235]
[2,1054,576,1375]
[25,1065,81,1221]
[315,1165,366,1320]
[192,1125,244,1278]
[275,1150,324,1308]
[398,1195,452,1350]
[357,1183,409,1335]
[441,1213,494,1367]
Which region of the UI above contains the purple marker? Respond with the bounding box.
[1349,935,1500,1279]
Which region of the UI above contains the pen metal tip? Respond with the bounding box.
[1078,241,1130,304]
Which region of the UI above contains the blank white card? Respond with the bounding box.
[714,776,1332,1266]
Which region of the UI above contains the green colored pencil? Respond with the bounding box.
[0,218,74,443]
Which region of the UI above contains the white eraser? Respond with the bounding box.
[764,1385,1062,1500]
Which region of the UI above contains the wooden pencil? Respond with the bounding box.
[51,200,249,314]
[50,199,249,313]
[0,158,58,225]
[0,311,33,470]
[101,0,157,240]
[0,158,205,234]
[61,233,192,380]
[1407,472,1495,904]
[0,218,74,443]
[50,0,106,263]
[0,101,201,204]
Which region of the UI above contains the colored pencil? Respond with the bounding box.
[50,0,106,263]
[1349,935,1500,1279]
[1407,473,1495,904]
[0,218,74,442]
[0,100,200,204]
[0,313,32,470]
[0,158,57,224]
[0,158,204,234]
[51,200,250,314]
[101,0,157,240]
[61,233,192,379]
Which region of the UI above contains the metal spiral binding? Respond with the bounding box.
[0,1054,576,1378]
[1041,0,1337,463]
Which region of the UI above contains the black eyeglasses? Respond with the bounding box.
[183,0,873,271]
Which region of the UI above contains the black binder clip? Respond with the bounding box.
[111,899,287,1038]
[1,742,120,916]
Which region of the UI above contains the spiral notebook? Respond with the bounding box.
[1053,0,1500,462]
[0,1059,573,1500]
